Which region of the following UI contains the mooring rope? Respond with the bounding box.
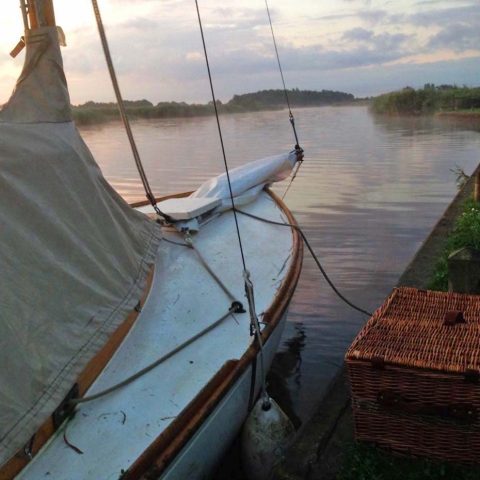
[234,208,373,317]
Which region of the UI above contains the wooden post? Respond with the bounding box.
[475,172,480,203]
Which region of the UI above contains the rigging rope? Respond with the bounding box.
[195,1,273,407]
[70,305,241,405]
[194,0,247,271]
[244,270,270,407]
[72,230,249,405]
[184,232,244,312]
[91,0,175,223]
[281,158,303,200]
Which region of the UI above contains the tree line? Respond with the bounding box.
[372,84,480,116]
[72,89,355,125]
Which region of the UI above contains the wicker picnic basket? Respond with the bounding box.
[346,287,480,463]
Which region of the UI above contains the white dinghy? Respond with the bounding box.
[0,2,303,479]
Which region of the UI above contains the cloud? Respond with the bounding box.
[211,7,272,29]
[342,27,373,42]
[358,9,388,25]
[407,4,480,27]
[121,17,158,31]
[427,23,480,53]
[4,0,477,106]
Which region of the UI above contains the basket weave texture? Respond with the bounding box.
[346,287,480,463]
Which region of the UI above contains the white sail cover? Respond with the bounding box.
[0,27,161,466]
[190,152,297,211]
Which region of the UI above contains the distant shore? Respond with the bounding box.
[71,103,283,126]
[371,84,480,117]
[71,88,357,126]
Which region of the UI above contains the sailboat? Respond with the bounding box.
[0,1,303,479]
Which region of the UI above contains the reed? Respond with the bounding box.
[72,102,282,126]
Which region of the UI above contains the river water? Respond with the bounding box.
[79,105,480,426]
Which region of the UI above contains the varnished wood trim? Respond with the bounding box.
[26,0,39,29]
[26,0,56,29]
[122,189,303,480]
[42,0,56,27]
[130,191,194,209]
[124,360,239,480]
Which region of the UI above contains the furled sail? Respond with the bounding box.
[0,27,161,467]
[190,152,297,211]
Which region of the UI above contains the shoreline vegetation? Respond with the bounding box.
[71,89,357,126]
[372,84,480,117]
[428,194,480,292]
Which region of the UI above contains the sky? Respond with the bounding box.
[0,0,479,105]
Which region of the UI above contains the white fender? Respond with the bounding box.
[241,398,295,480]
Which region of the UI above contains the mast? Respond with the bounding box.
[26,0,56,29]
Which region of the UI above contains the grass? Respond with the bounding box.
[428,196,480,291]
[336,443,480,480]
[336,184,480,480]
[441,109,480,115]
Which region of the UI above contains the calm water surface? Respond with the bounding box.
[79,106,480,423]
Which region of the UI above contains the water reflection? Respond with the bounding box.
[79,106,480,422]
[266,322,306,430]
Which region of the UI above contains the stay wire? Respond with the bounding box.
[264,0,303,202]
[194,0,247,271]
[233,208,373,317]
[264,0,300,149]
[282,159,302,200]
[91,0,175,223]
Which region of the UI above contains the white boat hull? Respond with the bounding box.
[14,190,302,480]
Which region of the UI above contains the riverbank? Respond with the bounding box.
[72,103,283,126]
[71,88,356,126]
[372,85,480,117]
[270,160,480,480]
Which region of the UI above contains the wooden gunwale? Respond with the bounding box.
[122,187,304,480]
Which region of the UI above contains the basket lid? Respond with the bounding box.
[346,287,480,375]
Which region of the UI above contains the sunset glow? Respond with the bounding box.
[0,0,479,104]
